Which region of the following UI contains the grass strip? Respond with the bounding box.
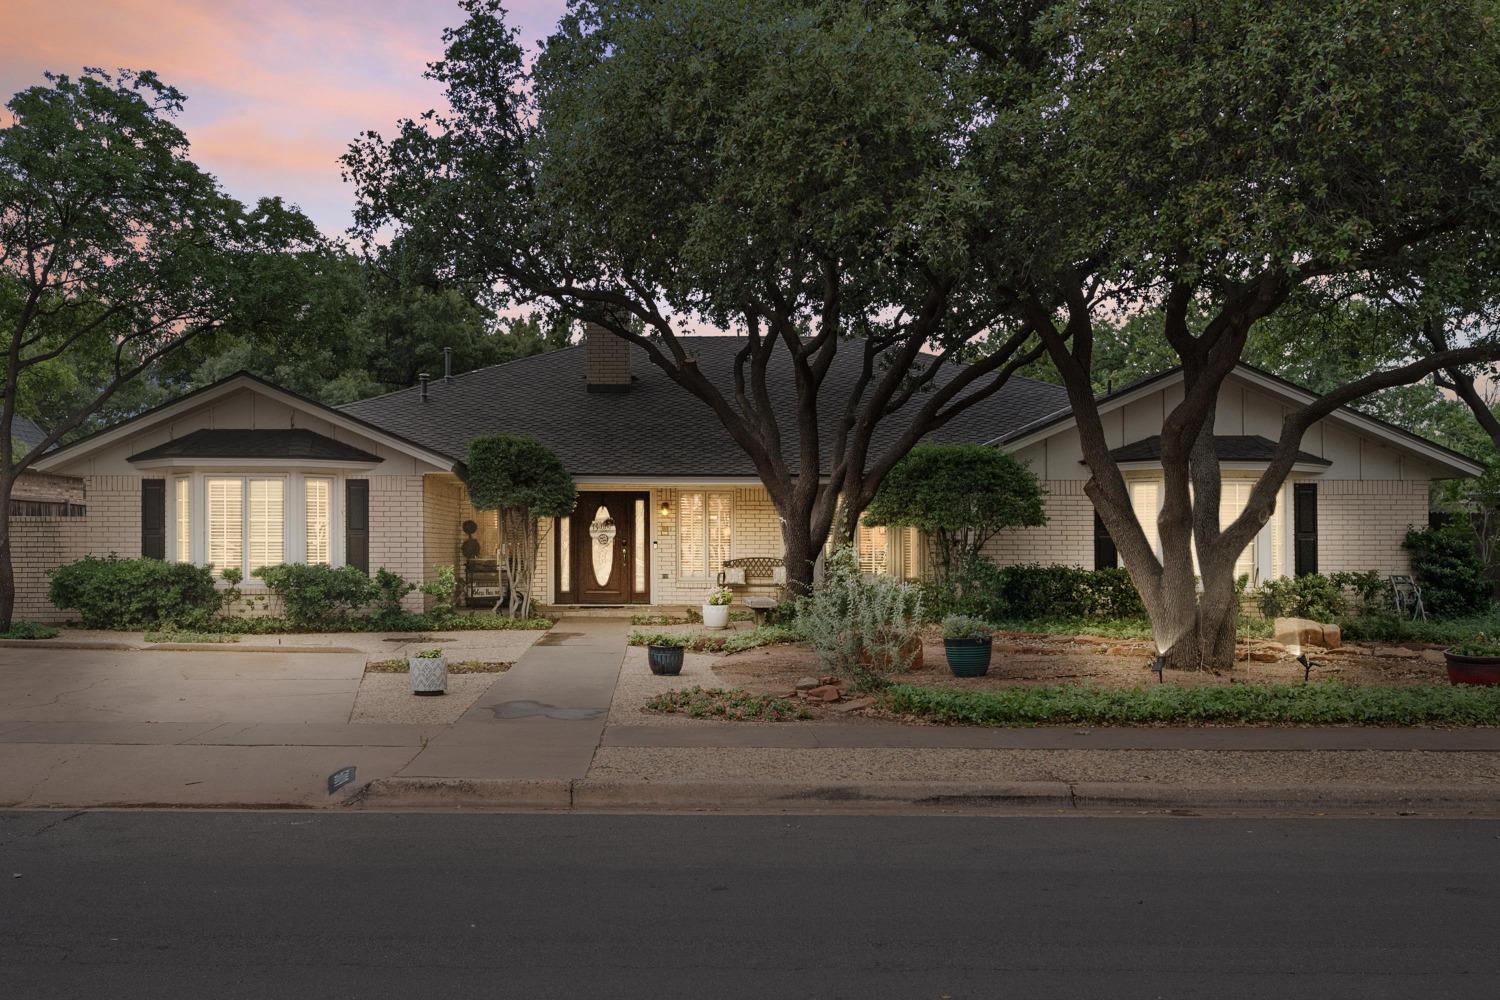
[881,681,1500,727]
[365,659,512,674]
[628,624,802,654]
[143,630,241,644]
[644,686,812,721]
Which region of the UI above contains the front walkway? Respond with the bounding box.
[390,618,630,782]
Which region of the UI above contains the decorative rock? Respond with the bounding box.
[1421,649,1447,664]
[1273,617,1333,651]
[1320,624,1342,650]
[819,675,840,687]
[1382,646,1420,659]
[829,697,876,714]
[794,676,820,691]
[806,684,842,702]
[1248,650,1279,662]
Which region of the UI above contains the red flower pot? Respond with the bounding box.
[1442,651,1500,686]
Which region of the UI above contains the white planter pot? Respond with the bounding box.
[409,655,448,695]
[702,604,731,630]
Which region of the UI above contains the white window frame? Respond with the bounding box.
[165,471,346,580]
[676,490,732,580]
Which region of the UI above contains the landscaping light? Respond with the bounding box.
[1150,653,1165,683]
[1296,652,1317,683]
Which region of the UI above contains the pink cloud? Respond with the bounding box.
[1,0,569,233]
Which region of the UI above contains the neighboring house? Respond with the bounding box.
[20,326,1481,622]
[10,415,85,518]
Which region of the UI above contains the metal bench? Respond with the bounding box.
[1389,574,1427,621]
[717,556,785,626]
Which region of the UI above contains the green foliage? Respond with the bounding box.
[865,445,1046,582]
[644,687,812,722]
[0,620,59,640]
[631,631,692,649]
[143,629,240,644]
[414,648,444,659]
[464,435,576,518]
[795,547,923,691]
[705,588,734,607]
[940,615,993,641]
[1404,525,1491,617]
[420,565,459,621]
[373,568,416,617]
[930,558,1145,623]
[627,624,802,653]
[250,563,378,628]
[1329,571,1390,613]
[883,682,1500,728]
[48,556,225,629]
[1449,634,1500,657]
[205,612,553,635]
[367,657,508,673]
[1254,574,1348,622]
[981,616,1272,641]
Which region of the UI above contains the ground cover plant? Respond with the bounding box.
[882,682,1500,728]
[0,620,58,640]
[1339,612,1500,646]
[365,658,511,673]
[143,630,240,644]
[644,686,811,722]
[627,625,801,654]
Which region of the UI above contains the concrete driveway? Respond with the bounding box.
[0,645,424,808]
[0,645,366,725]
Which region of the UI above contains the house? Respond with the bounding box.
[20,327,1481,621]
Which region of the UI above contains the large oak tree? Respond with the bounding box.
[344,0,1045,591]
[945,0,1500,667]
[0,69,321,628]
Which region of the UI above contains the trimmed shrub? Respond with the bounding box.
[373,568,415,618]
[932,557,1145,622]
[1254,573,1347,622]
[796,547,923,690]
[251,563,377,627]
[49,556,224,629]
[1404,525,1490,617]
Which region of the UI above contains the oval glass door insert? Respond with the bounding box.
[589,505,617,587]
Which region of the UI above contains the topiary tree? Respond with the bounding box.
[864,444,1046,588]
[464,435,576,619]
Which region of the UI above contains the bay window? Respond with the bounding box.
[1125,475,1293,585]
[173,477,191,563]
[207,477,285,576]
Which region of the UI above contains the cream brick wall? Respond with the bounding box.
[422,475,463,590]
[1315,479,1428,575]
[10,514,88,622]
[369,475,426,612]
[982,481,1096,569]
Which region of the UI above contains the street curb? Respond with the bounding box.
[352,777,573,809]
[348,777,1500,814]
[2,639,362,654]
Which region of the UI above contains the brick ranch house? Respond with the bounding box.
[17,329,1482,621]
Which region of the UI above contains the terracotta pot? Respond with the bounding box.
[1442,651,1500,686]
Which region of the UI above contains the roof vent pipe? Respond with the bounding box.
[443,347,453,382]
[419,373,430,402]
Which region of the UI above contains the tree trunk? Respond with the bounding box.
[0,520,13,634]
[781,517,817,597]
[1195,562,1240,670]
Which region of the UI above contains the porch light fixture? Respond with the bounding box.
[659,499,671,518]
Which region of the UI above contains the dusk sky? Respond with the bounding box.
[2,1,569,235]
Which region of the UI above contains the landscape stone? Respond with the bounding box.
[806,685,842,702]
[794,677,820,691]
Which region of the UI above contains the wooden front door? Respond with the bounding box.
[558,491,650,605]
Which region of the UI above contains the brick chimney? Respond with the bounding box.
[584,322,632,392]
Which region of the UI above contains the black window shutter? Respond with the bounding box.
[1293,483,1318,577]
[141,479,166,559]
[1093,510,1118,570]
[345,479,370,574]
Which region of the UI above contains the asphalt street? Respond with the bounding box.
[2,811,1498,998]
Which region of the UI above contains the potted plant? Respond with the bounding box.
[642,633,690,675]
[408,647,448,695]
[1443,634,1500,686]
[702,588,734,630]
[941,614,993,677]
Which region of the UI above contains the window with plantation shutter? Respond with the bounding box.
[246,480,284,573]
[855,519,889,576]
[304,478,332,565]
[901,526,921,580]
[678,493,705,578]
[707,494,731,575]
[1129,480,1160,557]
[174,478,191,562]
[206,478,243,572]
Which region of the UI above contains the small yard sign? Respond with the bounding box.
[327,765,357,795]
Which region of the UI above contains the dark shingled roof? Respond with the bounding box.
[12,415,47,453]
[1106,435,1331,466]
[339,337,1071,477]
[128,429,382,464]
